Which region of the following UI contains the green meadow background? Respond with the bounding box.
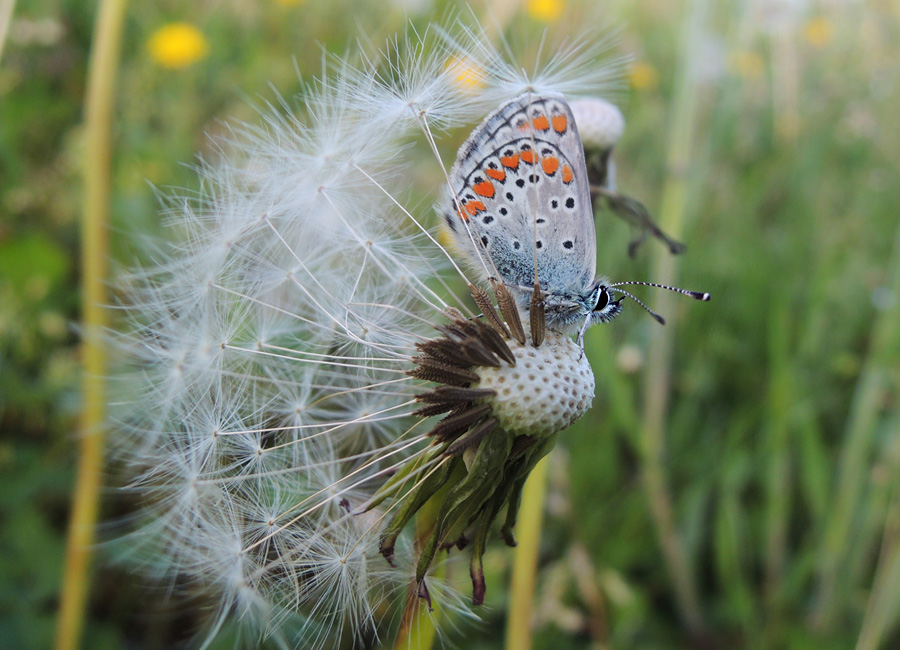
[2,0,899,648]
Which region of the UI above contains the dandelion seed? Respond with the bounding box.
[112,16,633,648]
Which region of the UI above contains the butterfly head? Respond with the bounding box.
[590,284,624,324]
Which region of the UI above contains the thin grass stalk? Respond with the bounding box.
[56,0,126,648]
[0,0,16,64]
[713,436,762,646]
[638,0,707,634]
[770,25,800,144]
[855,418,900,650]
[762,26,800,628]
[504,453,551,650]
[762,294,792,634]
[847,424,900,595]
[813,220,900,629]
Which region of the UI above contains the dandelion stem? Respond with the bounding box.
[505,453,551,650]
[56,0,126,648]
[638,0,707,634]
[393,477,452,650]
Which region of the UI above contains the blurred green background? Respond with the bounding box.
[2,0,899,648]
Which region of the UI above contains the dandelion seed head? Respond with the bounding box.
[342,27,480,133]
[112,12,626,647]
[570,97,625,150]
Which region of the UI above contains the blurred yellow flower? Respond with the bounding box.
[445,56,485,93]
[804,16,833,48]
[273,0,306,6]
[438,227,455,250]
[628,61,659,91]
[730,50,764,80]
[147,23,209,69]
[527,0,565,23]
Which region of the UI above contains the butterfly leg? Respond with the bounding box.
[576,314,592,359]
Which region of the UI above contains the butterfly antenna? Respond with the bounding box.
[609,280,711,302]
[607,287,666,325]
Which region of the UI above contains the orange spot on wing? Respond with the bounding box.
[551,115,568,133]
[485,168,506,181]
[561,165,574,183]
[520,150,537,164]
[473,181,495,198]
[541,156,559,175]
[532,115,550,130]
[457,207,469,222]
[464,200,486,215]
[501,154,519,169]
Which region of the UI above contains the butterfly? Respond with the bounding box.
[441,91,709,348]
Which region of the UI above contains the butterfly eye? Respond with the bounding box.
[593,289,609,312]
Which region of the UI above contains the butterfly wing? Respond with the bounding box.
[441,92,596,298]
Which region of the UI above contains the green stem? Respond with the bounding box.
[763,294,793,631]
[504,453,551,650]
[393,486,447,650]
[56,1,126,648]
[813,216,900,628]
[0,0,17,64]
[638,0,707,634]
[770,25,800,143]
[855,420,900,650]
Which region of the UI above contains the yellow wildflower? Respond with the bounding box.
[147,23,209,69]
[527,0,565,23]
[445,56,485,93]
[273,0,306,6]
[629,61,659,91]
[804,17,833,48]
[730,50,764,80]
